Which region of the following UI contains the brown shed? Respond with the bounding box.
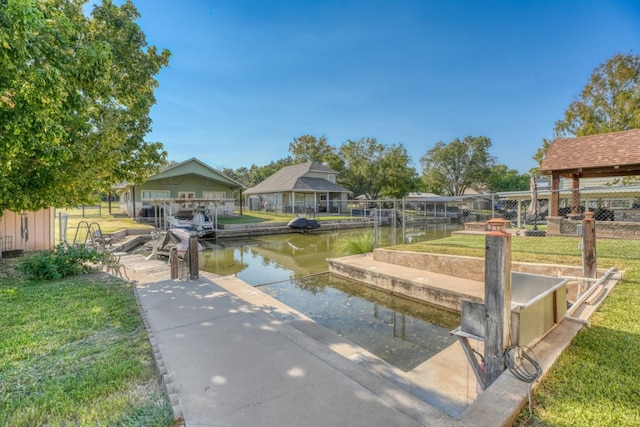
[540,129,640,216]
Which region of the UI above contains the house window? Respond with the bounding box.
[178,192,195,199]
[327,174,336,183]
[142,190,170,200]
[320,194,327,201]
[203,191,226,200]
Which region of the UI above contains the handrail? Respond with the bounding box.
[515,278,569,309]
[566,266,617,317]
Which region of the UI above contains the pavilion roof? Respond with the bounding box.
[540,129,640,177]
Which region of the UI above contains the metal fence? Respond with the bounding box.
[495,185,640,224]
[488,185,640,266]
[56,204,113,218]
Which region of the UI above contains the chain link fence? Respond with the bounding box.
[56,204,114,218]
[351,186,640,266]
[485,185,640,265]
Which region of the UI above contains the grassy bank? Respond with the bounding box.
[397,234,640,426]
[0,263,176,426]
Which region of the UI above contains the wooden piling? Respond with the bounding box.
[582,211,597,279]
[188,235,199,280]
[484,219,512,388]
[170,248,178,279]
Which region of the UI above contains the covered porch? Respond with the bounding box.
[246,191,348,215]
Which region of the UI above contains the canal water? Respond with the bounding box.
[198,224,463,371]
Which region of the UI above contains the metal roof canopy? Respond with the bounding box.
[405,195,490,203]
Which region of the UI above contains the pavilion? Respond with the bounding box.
[539,129,640,216]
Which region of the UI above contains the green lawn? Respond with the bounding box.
[0,264,176,427]
[395,234,640,426]
[217,210,355,224]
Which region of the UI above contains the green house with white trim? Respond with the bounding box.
[114,158,244,218]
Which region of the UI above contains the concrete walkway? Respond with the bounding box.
[118,254,619,427]
[123,255,458,426]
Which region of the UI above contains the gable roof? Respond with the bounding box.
[244,161,350,195]
[113,158,244,190]
[540,129,640,177]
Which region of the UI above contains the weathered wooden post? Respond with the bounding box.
[484,218,512,388]
[170,248,179,279]
[188,234,199,280]
[582,211,597,279]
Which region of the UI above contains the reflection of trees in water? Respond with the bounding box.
[200,247,247,275]
[290,276,328,295]
[200,225,461,283]
[295,274,460,329]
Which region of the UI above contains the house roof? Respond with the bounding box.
[114,158,244,189]
[151,158,244,188]
[244,161,350,195]
[540,129,640,177]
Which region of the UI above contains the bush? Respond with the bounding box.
[17,245,108,280]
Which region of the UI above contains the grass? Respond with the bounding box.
[393,234,640,427]
[58,213,153,245]
[524,275,640,426]
[0,263,177,427]
[396,234,638,266]
[217,211,285,224]
[333,230,376,255]
[217,210,355,224]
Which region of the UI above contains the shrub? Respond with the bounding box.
[17,245,108,280]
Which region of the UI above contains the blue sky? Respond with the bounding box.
[117,0,639,173]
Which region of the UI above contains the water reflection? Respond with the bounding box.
[199,224,461,282]
[261,274,460,371]
[199,224,462,371]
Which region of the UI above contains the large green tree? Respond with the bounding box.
[420,136,494,196]
[328,138,419,200]
[485,164,530,192]
[223,157,295,188]
[535,53,640,164]
[288,134,335,163]
[0,0,170,215]
[555,53,640,137]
